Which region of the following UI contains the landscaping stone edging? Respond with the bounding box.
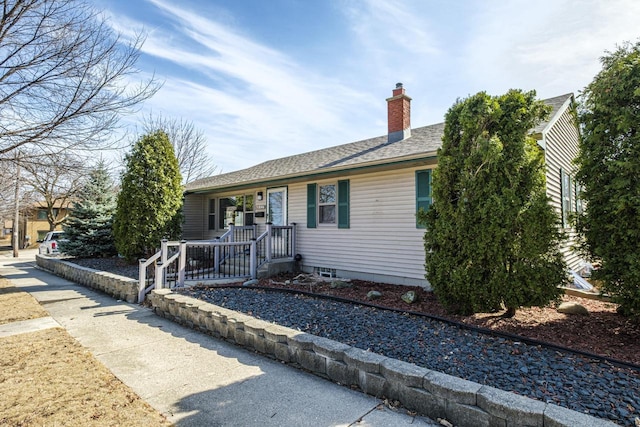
[34,257,617,427]
[35,255,138,303]
[149,289,617,427]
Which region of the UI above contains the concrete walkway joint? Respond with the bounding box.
[0,316,60,338]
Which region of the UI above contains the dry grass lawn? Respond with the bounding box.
[0,278,171,426]
[0,278,49,324]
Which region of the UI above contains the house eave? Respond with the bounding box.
[184,152,439,195]
[541,95,574,137]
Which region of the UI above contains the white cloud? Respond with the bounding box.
[100,0,640,174]
[339,0,453,127]
[461,0,640,98]
[344,0,441,58]
[103,0,385,171]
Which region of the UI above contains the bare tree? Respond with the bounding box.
[141,114,217,183]
[0,0,160,163]
[0,154,38,252]
[0,159,36,219]
[21,152,87,231]
[0,162,18,219]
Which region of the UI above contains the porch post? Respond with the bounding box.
[214,238,220,273]
[290,222,296,258]
[229,223,235,257]
[160,239,168,286]
[161,239,168,264]
[155,261,164,289]
[250,238,257,279]
[178,240,187,286]
[138,258,147,302]
[266,222,273,262]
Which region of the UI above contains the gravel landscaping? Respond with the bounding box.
[181,287,640,427]
[70,257,139,279]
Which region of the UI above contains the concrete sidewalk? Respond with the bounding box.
[0,250,438,427]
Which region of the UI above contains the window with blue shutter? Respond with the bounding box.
[416,170,432,228]
[307,183,317,228]
[338,180,350,229]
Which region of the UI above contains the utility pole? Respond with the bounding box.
[12,151,20,258]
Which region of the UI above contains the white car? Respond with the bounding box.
[38,231,66,255]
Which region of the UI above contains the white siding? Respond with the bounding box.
[182,105,584,284]
[291,167,430,286]
[543,105,584,271]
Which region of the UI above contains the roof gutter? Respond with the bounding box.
[184,152,439,195]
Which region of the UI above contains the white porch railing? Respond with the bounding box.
[138,223,296,302]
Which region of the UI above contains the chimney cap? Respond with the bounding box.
[395,82,403,89]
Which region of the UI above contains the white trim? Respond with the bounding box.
[541,95,574,137]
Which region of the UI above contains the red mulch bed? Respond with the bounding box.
[253,275,640,367]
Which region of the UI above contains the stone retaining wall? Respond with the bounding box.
[36,255,138,303]
[149,289,616,427]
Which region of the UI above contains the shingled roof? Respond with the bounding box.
[186,93,573,193]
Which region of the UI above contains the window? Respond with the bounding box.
[208,198,216,230]
[560,168,574,228]
[415,170,433,228]
[219,197,235,229]
[575,181,584,215]
[319,184,336,224]
[243,195,255,226]
[307,180,350,228]
[37,209,47,220]
[315,267,336,278]
[219,194,255,229]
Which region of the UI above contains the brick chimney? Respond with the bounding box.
[386,82,411,143]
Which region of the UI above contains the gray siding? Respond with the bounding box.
[543,101,584,271]
[183,194,205,240]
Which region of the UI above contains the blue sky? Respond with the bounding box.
[93,0,640,176]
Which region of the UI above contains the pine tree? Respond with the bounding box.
[420,89,567,316]
[61,161,117,257]
[576,41,640,317]
[113,130,183,262]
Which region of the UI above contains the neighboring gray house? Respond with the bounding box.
[183,85,583,287]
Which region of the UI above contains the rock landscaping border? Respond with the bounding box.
[35,258,618,427]
[35,255,138,303]
[149,289,617,427]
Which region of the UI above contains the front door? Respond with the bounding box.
[267,187,287,226]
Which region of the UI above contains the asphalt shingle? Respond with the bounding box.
[186,94,572,192]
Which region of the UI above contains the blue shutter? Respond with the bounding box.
[338,180,350,229]
[307,183,317,228]
[416,170,432,228]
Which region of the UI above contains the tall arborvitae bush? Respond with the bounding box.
[420,89,567,316]
[113,130,183,262]
[576,42,640,317]
[61,161,117,257]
